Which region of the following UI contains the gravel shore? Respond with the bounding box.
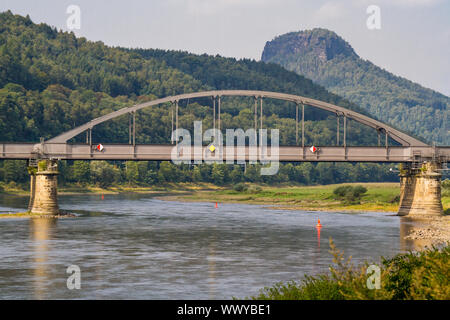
[403,215,450,246]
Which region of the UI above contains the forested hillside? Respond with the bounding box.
[0,11,398,187]
[262,28,449,145]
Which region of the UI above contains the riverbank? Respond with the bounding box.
[158,182,403,212]
[159,182,450,246]
[403,215,450,244]
[0,182,222,196]
[2,182,448,244]
[3,181,449,213]
[0,211,76,219]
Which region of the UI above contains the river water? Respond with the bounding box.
[0,193,423,299]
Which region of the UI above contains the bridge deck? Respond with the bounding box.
[1,143,449,162]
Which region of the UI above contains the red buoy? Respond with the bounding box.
[316,219,322,228]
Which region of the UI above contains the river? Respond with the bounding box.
[0,193,423,299]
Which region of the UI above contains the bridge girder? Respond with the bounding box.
[45,90,428,147]
[1,143,449,163]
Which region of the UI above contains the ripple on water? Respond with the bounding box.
[0,193,407,299]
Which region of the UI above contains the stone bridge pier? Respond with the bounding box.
[398,161,443,216]
[28,159,59,215]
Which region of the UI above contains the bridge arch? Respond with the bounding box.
[46,90,428,147]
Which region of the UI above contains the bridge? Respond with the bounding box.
[0,90,447,216]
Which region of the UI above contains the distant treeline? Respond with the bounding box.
[0,160,398,189]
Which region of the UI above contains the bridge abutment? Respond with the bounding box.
[398,161,443,216]
[28,160,60,215]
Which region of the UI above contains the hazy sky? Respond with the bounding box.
[1,0,449,95]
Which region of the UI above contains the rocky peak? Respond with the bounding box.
[262,28,358,62]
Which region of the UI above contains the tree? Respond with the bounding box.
[211,163,227,185]
[244,164,262,183]
[316,162,335,185]
[0,13,409,187]
[157,162,177,183]
[144,169,157,185]
[125,161,139,185]
[192,166,202,182]
[229,165,244,184]
[3,160,27,183]
[90,161,118,188]
[297,163,315,184]
[72,161,90,183]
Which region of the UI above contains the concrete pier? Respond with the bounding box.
[398,161,443,216]
[28,160,59,215]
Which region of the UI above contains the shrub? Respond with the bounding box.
[389,195,401,203]
[6,181,18,190]
[247,185,262,194]
[251,240,450,300]
[27,166,37,175]
[252,277,345,300]
[333,185,354,198]
[442,180,450,197]
[333,185,368,204]
[442,179,450,189]
[233,182,248,192]
[352,185,368,197]
[382,245,450,299]
[38,160,48,171]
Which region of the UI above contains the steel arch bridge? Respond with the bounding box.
[1,90,449,163]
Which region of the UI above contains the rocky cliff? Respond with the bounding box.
[261,28,449,145]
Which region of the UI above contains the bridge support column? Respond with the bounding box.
[398,161,443,216]
[28,160,59,215]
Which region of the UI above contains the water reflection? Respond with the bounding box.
[0,194,28,213]
[0,194,414,299]
[207,236,216,299]
[29,218,57,299]
[316,226,321,249]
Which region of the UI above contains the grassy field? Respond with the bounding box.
[0,182,221,195]
[170,182,405,212]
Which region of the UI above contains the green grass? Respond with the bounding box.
[0,182,222,195]
[180,183,405,212]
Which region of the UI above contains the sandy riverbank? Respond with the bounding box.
[0,211,76,219]
[403,215,450,246]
